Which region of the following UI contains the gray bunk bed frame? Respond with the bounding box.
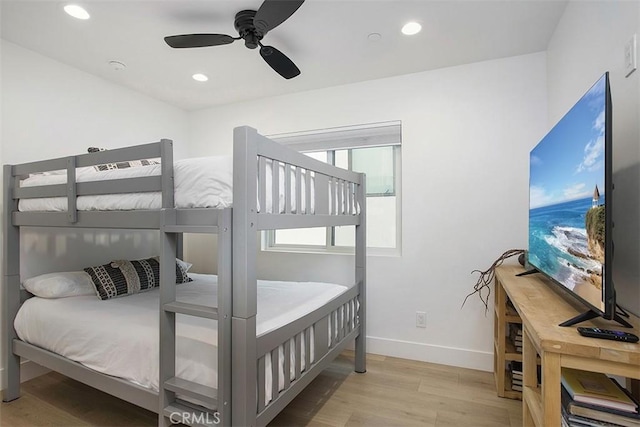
[2,126,366,427]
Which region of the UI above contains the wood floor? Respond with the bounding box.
[0,351,522,426]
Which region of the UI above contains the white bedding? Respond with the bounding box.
[18,157,234,212]
[14,273,350,399]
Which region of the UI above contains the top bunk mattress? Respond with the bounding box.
[18,156,234,212]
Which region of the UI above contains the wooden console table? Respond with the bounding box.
[494,265,640,427]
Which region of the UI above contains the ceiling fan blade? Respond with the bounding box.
[164,34,235,48]
[254,0,305,34]
[260,45,300,79]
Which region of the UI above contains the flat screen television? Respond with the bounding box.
[525,72,631,328]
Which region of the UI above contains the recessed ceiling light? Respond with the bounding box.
[401,22,422,36]
[64,4,90,20]
[108,60,126,71]
[192,73,209,82]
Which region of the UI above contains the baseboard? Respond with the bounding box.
[366,336,493,372]
[0,359,51,391]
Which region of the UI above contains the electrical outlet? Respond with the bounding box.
[625,34,637,77]
[416,311,426,328]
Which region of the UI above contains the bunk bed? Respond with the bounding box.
[2,126,367,427]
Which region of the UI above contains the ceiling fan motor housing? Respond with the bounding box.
[234,10,263,49]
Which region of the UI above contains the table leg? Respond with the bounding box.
[541,351,561,427]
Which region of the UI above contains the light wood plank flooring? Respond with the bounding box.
[1,351,522,426]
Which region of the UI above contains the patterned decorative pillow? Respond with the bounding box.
[84,257,192,300]
[87,147,160,172]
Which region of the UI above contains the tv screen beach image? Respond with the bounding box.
[528,76,607,311]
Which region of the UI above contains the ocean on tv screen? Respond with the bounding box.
[528,196,605,311]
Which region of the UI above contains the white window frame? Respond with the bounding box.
[261,121,402,256]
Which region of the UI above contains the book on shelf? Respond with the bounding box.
[509,361,522,378]
[561,368,639,413]
[568,415,628,427]
[509,324,523,352]
[561,382,640,427]
[508,360,523,390]
[508,359,541,390]
[562,398,630,427]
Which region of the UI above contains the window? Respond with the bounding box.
[264,122,401,254]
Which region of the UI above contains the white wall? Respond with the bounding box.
[546,1,640,317]
[187,52,548,371]
[0,41,190,388]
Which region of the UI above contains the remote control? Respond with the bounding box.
[577,327,639,343]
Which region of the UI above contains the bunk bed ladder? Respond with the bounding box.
[159,209,232,427]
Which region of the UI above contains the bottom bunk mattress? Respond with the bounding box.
[14,273,352,399]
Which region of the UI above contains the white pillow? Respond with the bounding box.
[23,271,96,298]
[176,258,193,273]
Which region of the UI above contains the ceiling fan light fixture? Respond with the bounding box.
[64,4,90,20]
[192,73,209,82]
[401,22,422,36]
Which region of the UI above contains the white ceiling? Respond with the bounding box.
[1,0,568,111]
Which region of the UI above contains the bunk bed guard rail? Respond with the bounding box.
[8,139,174,227]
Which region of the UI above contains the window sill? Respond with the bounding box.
[260,245,401,257]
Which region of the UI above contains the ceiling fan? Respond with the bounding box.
[164,0,304,79]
